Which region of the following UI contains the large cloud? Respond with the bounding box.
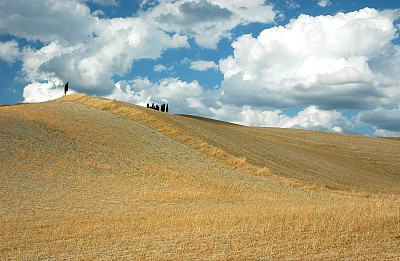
[149,0,275,48]
[219,8,400,110]
[0,0,96,45]
[8,0,275,101]
[37,17,188,95]
[21,41,80,82]
[1,0,189,97]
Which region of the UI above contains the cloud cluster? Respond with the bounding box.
[237,106,351,132]
[1,0,275,98]
[219,8,400,111]
[150,0,275,48]
[1,0,189,96]
[37,17,188,95]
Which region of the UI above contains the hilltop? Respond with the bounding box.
[1,95,400,260]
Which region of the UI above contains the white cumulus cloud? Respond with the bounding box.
[219,8,400,110]
[5,0,275,103]
[237,106,351,133]
[22,78,76,103]
[2,0,190,101]
[36,17,188,95]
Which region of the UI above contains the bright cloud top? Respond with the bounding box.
[219,8,400,110]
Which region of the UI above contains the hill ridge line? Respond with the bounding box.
[56,94,271,173]
[55,94,394,197]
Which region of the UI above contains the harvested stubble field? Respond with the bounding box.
[1,94,400,260]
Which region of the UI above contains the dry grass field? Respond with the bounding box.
[1,94,400,260]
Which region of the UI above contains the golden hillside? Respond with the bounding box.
[1,95,400,260]
[59,94,400,194]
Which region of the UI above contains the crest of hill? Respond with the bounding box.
[57,94,400,195]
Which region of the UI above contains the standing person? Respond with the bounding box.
[64,82,69,95]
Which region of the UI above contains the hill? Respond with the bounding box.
[59,94,400,194]
[1,95,400,260]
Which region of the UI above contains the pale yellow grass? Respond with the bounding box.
[1,99,400,260]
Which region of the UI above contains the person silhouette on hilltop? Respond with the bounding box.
[64,82,69,95]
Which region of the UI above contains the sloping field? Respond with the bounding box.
[1,96,400,259]
[59,94,400,194]
[174,115,400,194]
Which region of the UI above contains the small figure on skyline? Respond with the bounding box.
[64,82,69,95]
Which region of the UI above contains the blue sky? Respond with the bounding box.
[1,0,399,136]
